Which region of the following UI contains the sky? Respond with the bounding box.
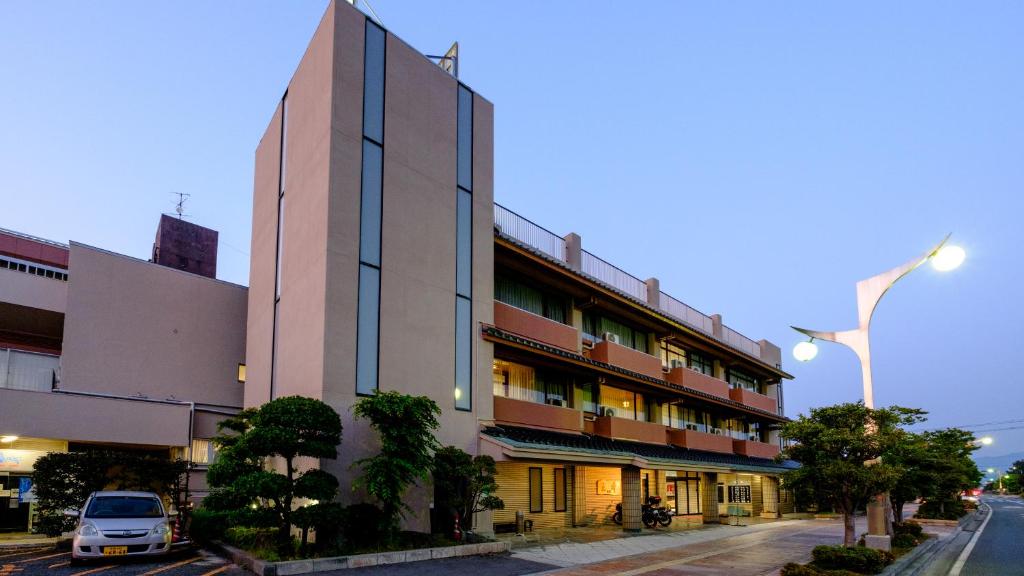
[2,1,1022,456]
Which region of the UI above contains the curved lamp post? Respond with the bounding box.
[790,235,964,550]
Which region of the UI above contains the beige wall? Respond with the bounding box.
[61,243,247,408]
[0,388,191,446]
[0,267,66,313]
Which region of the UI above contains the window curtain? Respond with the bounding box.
[492,360,544,403]
[495,276,567,324]
[583,313,649,354]
[598,385,644,420]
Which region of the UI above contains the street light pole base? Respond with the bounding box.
[864,535,892,552]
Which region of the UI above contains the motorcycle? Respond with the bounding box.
[612,496,673,528]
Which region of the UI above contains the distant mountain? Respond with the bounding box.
[974,451,1024,473]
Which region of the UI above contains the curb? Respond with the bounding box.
[879,535,942,575]
[888,508,988,575]
[208,539,511,575]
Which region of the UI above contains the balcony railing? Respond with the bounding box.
[493,204,768,363]
[580,250,648,301]
[0,348,58,392]
[494,204,566,263]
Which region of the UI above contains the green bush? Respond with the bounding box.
[893,521,923,538]
[225,526,279,550]
[892,533,919,548]
[915,500,965,520]
[781,563,861,576]
[812,545,894,574]
[340,503,386,550]
[189,509,231,543]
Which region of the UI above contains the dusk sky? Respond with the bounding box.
[3,1,1022,458]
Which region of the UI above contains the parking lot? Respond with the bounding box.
[0,546,245,576]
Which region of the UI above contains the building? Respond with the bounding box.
[0,219,246,533]
[247,0,796,536]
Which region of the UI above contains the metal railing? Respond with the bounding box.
[659,292,715,336]
[0,348,59,392]
[723,326,761,358]
[580,250,648,301]
[494,204,566,263]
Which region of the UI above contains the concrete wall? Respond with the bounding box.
[0,268,67,313]
[60,243,247,408]
[0,388,191,446]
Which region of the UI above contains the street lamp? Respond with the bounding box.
[791,235,964,550]
[979,436,993,446]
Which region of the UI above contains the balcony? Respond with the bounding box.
[666,428,734,454]
[733,439,781,459]
[590,340,663,380]
[493,301,578,352]
[665,366,730,400]
[493,396,583,434]
[729,388,778,414]
[593,415,666,445]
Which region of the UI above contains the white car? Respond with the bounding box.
[67,491,175,563]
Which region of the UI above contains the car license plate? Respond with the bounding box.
[102,546,128,556]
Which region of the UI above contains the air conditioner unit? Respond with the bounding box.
[546,398,566,407]
[711,427,723,435]
[602,407,616,418]
[685,424,698,431]
[748,435,758,442]
[669,359,686,369]
[602,332,620,345]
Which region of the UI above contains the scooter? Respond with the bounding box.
[612,497,673,528]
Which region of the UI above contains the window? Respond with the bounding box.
[554,468,567,512]
[454,296,472,410]
[355,21,386,396]
[574,381,597,413]
[190,439,217,465]
[494,276,568,324]
[269,94,288,401]
[456,189,472,297]
[666,404,709,432]
[688,351,713,375]
[237,363,246,384]
[660,341,686,368]
[529,467,543,513]
[492,360,568,406]
[457,85,473,190]
[582,312,649,354]
[728,368,762,393]
[598,385,645,421]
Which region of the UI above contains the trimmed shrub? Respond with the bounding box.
[915,500,965,520]
[812,545,894,574]
[340,503,387,550]
[225,526,279,550]
[892,533,919,548]
[189,509,231,543]
[781,563,823,576]
[893,521,923,538]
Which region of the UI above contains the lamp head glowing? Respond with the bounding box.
[979,436,993,446]
[0,436,17,444]
[988,468,996,473]
[793,340,819,362]
[931,245,966,272]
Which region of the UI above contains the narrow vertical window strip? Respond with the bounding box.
[270,95,288,402]
[454,85,474,411]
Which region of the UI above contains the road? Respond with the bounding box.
[959,495,1024,576]
[0,546,244,576]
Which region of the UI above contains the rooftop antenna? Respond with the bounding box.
[349,0,384,26]
[427,42,459,78]
[172,192,191,220]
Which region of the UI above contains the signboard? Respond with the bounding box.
[19,477,35,503]
[0,449,48,471]
[596,479,620,496]
[438,42,458,77]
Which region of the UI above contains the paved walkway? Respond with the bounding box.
[513,516,954,576]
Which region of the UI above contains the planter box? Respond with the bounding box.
[732,439,781,459]
[591,340,663,380]
[493,302,578,352]
[593,415,666,445]
[666,428,734,454]
[728,388,778,414]
[212,540,511,576]
[665,367,730,400]
[493,396,583,434]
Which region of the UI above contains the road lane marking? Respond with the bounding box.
[139,556,201,576]
[198,566,231,576]
[49,561,70,568]
[0,550,48,560]
[950,503,993,576]
[13,551,68,563]
[69,565,115,576]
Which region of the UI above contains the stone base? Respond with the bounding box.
[864,534,891,552]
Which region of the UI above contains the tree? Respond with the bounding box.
[353,391,440,539]
[432,446,505,533]
[779,402,924,546]
[884,431,930,523]
[208,396,343,555]
[33,451,186,536]
[916,429,982,515]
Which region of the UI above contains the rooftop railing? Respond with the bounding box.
[494,204,566,263]
[493,204,766,362]
[580,250,648,301]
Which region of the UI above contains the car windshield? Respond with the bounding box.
[85,496,163,519]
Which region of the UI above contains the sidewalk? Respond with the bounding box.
[0,532,61,549]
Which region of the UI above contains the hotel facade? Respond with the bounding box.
[245,1,796,535]
[0,0,796,536]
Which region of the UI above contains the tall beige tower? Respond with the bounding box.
[245,1,495,530]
